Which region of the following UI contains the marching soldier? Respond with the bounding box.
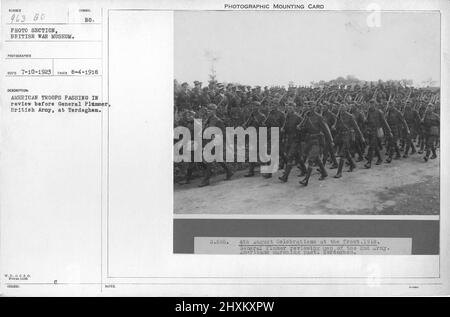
[278,102,306,182]
[179,110,198,185]
[190,81,203,111]
[417,102,427,154]
[321,102,339,169]
[422,104,439,162]
[350,103,366,162]
[243,101,267,177]
[262,101,286,178]
[385,101,410,163]
[175,82,191,111]
[198,104,234,187]
[333,103,365,178]
[200,86,211,108]
[297,102,334,186]
[364,100,393,169]
[402,100,420,157]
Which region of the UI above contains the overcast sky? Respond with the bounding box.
[174,11,440,87]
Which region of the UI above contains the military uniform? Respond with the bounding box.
[422,109,439,161]
[198,107,233,187]
[385,105,409,162]
[200,89,211,108]
[262,108,286,177]
[179,113,198,184]
[321,108,339,168]
[190,87,202,111]
[175,89,191,111]
[278,111,306,182]
[243,108,266,177]
[417,104,427,153]
[298,111,334,186]
[364,104,392,168]
[334,110,364,178]
[351,106,366,161]
[403,105,420,157]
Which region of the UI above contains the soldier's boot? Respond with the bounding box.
[330,153,338,169]
[384,144,390,157]
[410,142,417,154]
[299,167,313,186]
[418,141,424,154]
[365,150,373,169]
[322,154,328,167]
[431,148,437,159]
[225,170,233,180]
[244,163,255,177]
[198,171,211,187]
[279,164,293,183]
[263,173,272,179]
[221,163,233,180]
[356,146,364,162]
[375,148,383,165]
[348,157,356,172]
[424,149,430,162]
[334,158,344,178]
[183,167,193,185]
[317,160,328,180]
[385,148,393,163]
[394,146,401,160]
[297,160,307,177]
[403,143,410,158]
[279,155,286,170]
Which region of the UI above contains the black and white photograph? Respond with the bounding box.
[173,11,440,216]
[1,0,448,297]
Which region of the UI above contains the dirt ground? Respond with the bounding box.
[174,152,440,215]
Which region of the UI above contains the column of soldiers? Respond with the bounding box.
[174,81,440,188]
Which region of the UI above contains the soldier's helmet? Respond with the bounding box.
[287,101,295,112]
[426,103,434,112]
[206,103,218,111]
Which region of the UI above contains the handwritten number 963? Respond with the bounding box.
[10,13,45,23]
